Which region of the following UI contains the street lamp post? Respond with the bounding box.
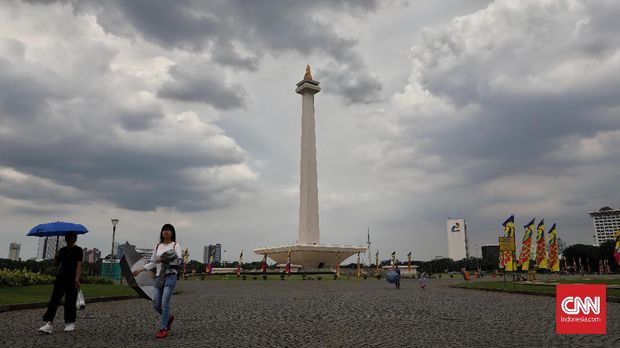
[111,219,119,260]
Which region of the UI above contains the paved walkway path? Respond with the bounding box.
[1,278,618,347]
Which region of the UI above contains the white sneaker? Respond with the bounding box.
[64,323,76,332]
[39,322,53,334]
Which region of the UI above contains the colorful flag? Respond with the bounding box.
[285,250,291,275]
[261,254,267,274]
[407,251,412,276]
[547,223,559,272]
[206,248,214,275]
[518,218,535,271]
[236,250,243,277]
[182,248,189,275]
[535,219,547,269]
[500,215,516,271]
[614,230,620,266]
[356,252,361,277]
[336,252,341,278]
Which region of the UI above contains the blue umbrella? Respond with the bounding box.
[386,270,399,284]
[27,221,89,237]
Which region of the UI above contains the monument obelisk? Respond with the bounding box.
[296,65,321,245]
[253,65,366,269]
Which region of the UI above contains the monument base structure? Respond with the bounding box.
[254,244,366,270]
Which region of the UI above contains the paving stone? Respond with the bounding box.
[1,278,618,347]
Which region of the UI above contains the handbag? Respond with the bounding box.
[76,289,86,310]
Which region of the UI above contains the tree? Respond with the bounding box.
[562,244,601,270]
[599,240,618,273]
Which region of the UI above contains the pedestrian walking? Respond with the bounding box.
[38,232,83,334]
[420,271,427,289]
[133,223,182,338]
[394,265,401,289]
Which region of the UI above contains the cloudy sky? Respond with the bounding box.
[1,0,619,262]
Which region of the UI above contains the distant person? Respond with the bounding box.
[133,223,182,339]
[394,265,401,289]
[38,232,83,334]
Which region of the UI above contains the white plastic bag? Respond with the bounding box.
[76,289,86,310]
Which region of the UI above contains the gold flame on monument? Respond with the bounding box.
[304,64,313,80]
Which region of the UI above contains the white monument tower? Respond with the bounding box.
[254,66,366,269]
[296,65,321,245]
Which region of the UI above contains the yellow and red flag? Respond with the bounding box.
[261,254,267,274]
[407,251,412,275]
[285,250,291,275]
[535,219,548,269]
[614,230,620,266]
[500,215,516,271]
[206,248,215,275]
[518,218,535,271]
[336,252,341,278]
[548,224,559,272]
[236,250,243,276]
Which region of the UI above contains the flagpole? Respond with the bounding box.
[375,251,379,276]
[367,228,371,268]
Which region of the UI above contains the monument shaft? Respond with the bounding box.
[296,77,321,245]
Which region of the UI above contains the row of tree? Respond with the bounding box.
[2,240,616,275]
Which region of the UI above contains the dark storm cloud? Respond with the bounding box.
[390,0,620,185]
[0,16,255,212]
[0,56,63,121]
[158,64,247,109]
[71,0,382,104]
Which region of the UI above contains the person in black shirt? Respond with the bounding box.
[38,232,83,334]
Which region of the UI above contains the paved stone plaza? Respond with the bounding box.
[1,278,618,347]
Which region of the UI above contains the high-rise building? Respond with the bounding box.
[9,242,20,261]
[37,236,67,260]
[589,206,620,246]
[136,247,154,261]
[204,244,222,264]
[447,218,469,260]
[83,248,101,263]
[112,242,120,258]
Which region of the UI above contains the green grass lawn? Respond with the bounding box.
[0,284,136,306]
[546,278,620,285]
[454,280,620,298]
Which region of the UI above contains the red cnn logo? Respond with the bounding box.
[556,284,606,334]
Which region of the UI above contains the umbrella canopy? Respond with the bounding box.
[385,270,399,284]
[27,221,89,237]
[119,242,155,301]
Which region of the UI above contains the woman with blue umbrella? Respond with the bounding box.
[29,222,87,334]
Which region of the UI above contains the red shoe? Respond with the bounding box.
[167,315,175,331]
[156,329,167,338]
